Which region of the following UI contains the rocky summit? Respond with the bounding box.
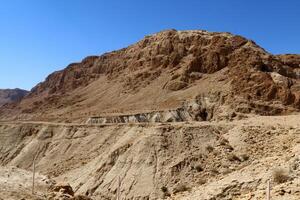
[0,30,300,200]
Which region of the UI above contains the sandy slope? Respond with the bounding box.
[0,114,299,199]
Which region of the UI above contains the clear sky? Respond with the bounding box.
[1,0,300,90]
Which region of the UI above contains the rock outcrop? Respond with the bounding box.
[87,93,236,124]
[47,182,92,200]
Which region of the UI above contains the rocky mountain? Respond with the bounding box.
[0,88,29,107]
[0,30,300,200]
[0,30,299,122]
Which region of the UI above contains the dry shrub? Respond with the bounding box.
[227,153,241,162]
[224,144,234,151]
[173,184,191,194]
[273,168,289,184]
[222,168,232,175]
[195,164,204,172]
[206,145,214,153]
[240,154,249,161]
[198,178,207,185]
[220,138,229,145]
[210,168,219,175]
[171,73,180,80]
[161,186,171,197]
[161,186,168,193]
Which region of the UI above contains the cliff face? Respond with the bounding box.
[0,88,28,107]
[0,30,299,121]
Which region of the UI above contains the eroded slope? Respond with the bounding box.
[1,30,299,122]
[0,114,299,199]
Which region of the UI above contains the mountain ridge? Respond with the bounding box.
[0,29,299,122]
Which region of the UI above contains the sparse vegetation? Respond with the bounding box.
[282,145,288,150]
[206,145,214,153]
[222,168,232,175]
[227,153,241,162]
[220,138,229,145]
[197,178,207,185]
[171,73,180,80]
[273,168,290,184]
[240,154,249,161]
[161,186,171,198]
[195,164,203,172]
[173,184,190,194]
[213,150,219,156]
[161,186,168,193]
[224,144,234,151]
[290,158,300,171]
[210,168,219,175]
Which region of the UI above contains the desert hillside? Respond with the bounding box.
[0,115,300,199]
[0,30,299,200]
[0,88,28,107]
[0,30,299,122]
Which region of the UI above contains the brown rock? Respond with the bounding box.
[167,81,188,91]
[52,182,74,196]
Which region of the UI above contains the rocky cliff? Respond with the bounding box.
[0,30,299,122]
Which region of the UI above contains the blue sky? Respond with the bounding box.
[0,0,300,90]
